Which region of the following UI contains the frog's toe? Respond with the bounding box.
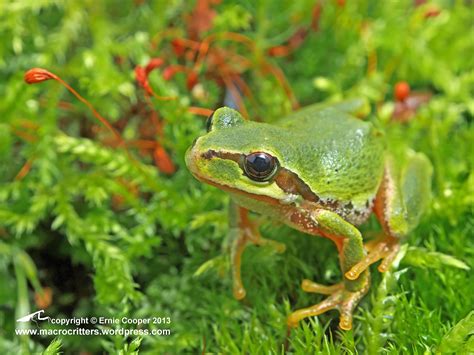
[376,241,400,272]
[254,237,286,253]
[287,278,369,330]
[301,279,343,295]
[287,290,342,328]
[345,236,400,280]
[233,284,246,300]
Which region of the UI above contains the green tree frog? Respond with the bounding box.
[185,101,432,330]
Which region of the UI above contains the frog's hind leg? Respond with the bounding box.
[346,151,433,280]
[229,202,286,300]
[288,209,370,330]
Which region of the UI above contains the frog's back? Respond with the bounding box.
[275,106,385,218]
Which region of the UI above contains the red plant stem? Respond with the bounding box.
[150,28,185,50]
[143,94,163,135]
[367,50,377,75]
[15,157,35,181]
[188,106,214,117]
[13,129,38,143]
[150,91,176,101]
[194,32,256,71]
[17,119,40,130]
[172,38,201,52]
[185,33,298,110]
[220,74,249,119]
[232,74,257,108]
[52,76,127,149]
[23,68,176,185]
[24,68,142,173]
[128,139,158,149]
[163,64,195,80]
[262,60,299,109]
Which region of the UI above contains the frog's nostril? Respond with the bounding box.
[191,137,198,149]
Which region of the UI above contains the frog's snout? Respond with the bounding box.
[184,145,195,173]
[185,138,203,179]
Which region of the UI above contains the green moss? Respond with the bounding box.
[0,1,472,353]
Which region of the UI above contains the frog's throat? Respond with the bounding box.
[197,149,326,206]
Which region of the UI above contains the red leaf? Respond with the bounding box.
[135,65,152,94]
[186,0,220,40]
[186,71,199,90]
[153,145,176,175]
[145,58,164,74]
[171,38,187,56]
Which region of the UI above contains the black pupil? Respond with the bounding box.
[244,152,276,181]
[247,154,271,172]
[206,112,215,132]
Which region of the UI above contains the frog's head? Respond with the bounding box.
[186,107,296,203]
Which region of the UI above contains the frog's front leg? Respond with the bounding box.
[346,152,432,280]
[287,209,370,330]
[229,202,286,300]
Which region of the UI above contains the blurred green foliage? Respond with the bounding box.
[0,0,473,353]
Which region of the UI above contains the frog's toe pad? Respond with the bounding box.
[233,286,246,300]
[288,280,369,330]
[345,237,400,280]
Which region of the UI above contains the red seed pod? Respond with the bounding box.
[24,67,127,151]
[24,68,57,84]
[394,81,410,102]
[311,3,322,31]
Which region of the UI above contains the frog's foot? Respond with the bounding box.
[287,278,370,330]
[345,236,400,281]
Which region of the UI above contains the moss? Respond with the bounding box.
[0,1,472,353]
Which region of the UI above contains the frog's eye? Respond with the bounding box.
[206,111,215,132]
[243,152,278,182]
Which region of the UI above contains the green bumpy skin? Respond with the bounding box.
[380,151,433,237]
[188,105,385,217]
